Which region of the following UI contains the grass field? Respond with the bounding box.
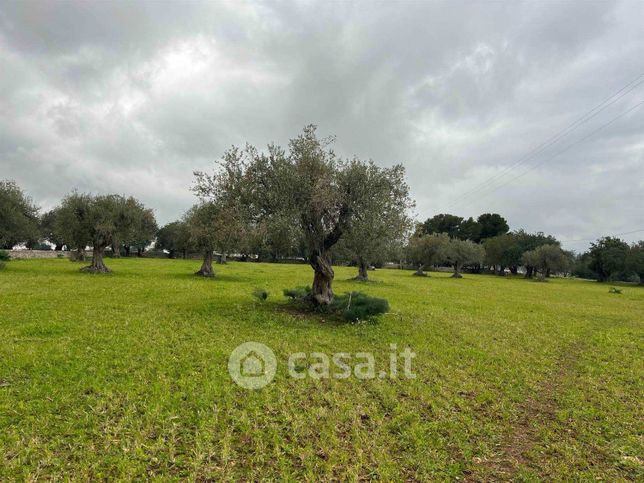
[0,258,642,480]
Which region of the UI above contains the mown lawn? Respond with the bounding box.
[0,258,642,480]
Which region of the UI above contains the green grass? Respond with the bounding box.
[0,258,642,480]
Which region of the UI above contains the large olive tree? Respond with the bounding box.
[194,125,410,304]
[55,193,154,272]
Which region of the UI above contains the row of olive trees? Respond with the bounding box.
[406,231,574,280]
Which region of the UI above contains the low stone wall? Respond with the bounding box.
[7,250,70,260]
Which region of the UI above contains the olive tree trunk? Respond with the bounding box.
[81,246,111,273]
[111,243,121,258]
[195,251,215,277]
[413,264,427,277]
[353,257,369,281]
[452,261,463,278]
[309,252,334,305]
[70,247,85,262]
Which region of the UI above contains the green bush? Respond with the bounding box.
[252,288,269,301]
[283,286,311,300]
[331,292,389,322]
[0,250,10,261]
[283,287,389,322]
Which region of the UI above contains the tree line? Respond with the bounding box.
[2,126,644,301]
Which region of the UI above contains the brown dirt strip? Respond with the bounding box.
[465,341,585,482]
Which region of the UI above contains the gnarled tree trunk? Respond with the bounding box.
[353,257,369,281]
[81,246,111,273]
[70,247,85,262]
[413,263,427,277]
[309,252,334,305]
[452,261,463,278]
[195,251,215,277]
[525,266,534,278]
[111,243,121,258]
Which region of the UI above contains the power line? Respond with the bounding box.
[561,228,644,243]
[453,99,644,210]
[446,73,644,210]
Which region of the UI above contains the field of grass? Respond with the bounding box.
[0,258,642,480]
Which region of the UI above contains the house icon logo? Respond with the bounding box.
[228,342,277,389]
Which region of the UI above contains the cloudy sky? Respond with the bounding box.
[1,0,643,251]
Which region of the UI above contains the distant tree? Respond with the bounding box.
[458,217,482,241]
[477,213,509,241]
[406,233,450,276]
[484,234,522,274]
[572,252,598,280]
[522,244,572,281]
[626,241,644,284]
[0,180,39,249]
[55,193,151,272]
[443,238,485,278]
[108,198,157,257]
[513,230,559,278]
[54,192,93,261]
[184,201,244,276]
[156,221,191,259]
[588,237,629,282]
[263,215,302,261]
[124,205,158,257]
[40,208,64,250]
[418,214,463,238]
[337,162,414,281]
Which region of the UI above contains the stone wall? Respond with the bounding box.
[7,250,70,260]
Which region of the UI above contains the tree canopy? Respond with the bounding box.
[194,125,413,303]
[0,180,39,249]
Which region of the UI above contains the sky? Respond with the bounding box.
[1,0,643,252]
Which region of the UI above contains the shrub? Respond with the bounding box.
[282,287,389,322]
[283,286,311,300]
[331,292,389,322]
[252,288,269,301]
[0,250,10,261]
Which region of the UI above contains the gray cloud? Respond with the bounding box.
[1,0,643,251]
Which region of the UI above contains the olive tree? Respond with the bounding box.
[156,221,191,259]
[0,180,39,249]
[626,241,644,284]
[406,233,450,276]
[55,193,153,272]
[521,244,572,281]
[40,208,65,251]
[184,201,244,277]
[336,162,414,281]
[54,192,93,261]
[587,237,629,282]
[194,125,409,304]
[443,238,485,278]
[484,233,521,274]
